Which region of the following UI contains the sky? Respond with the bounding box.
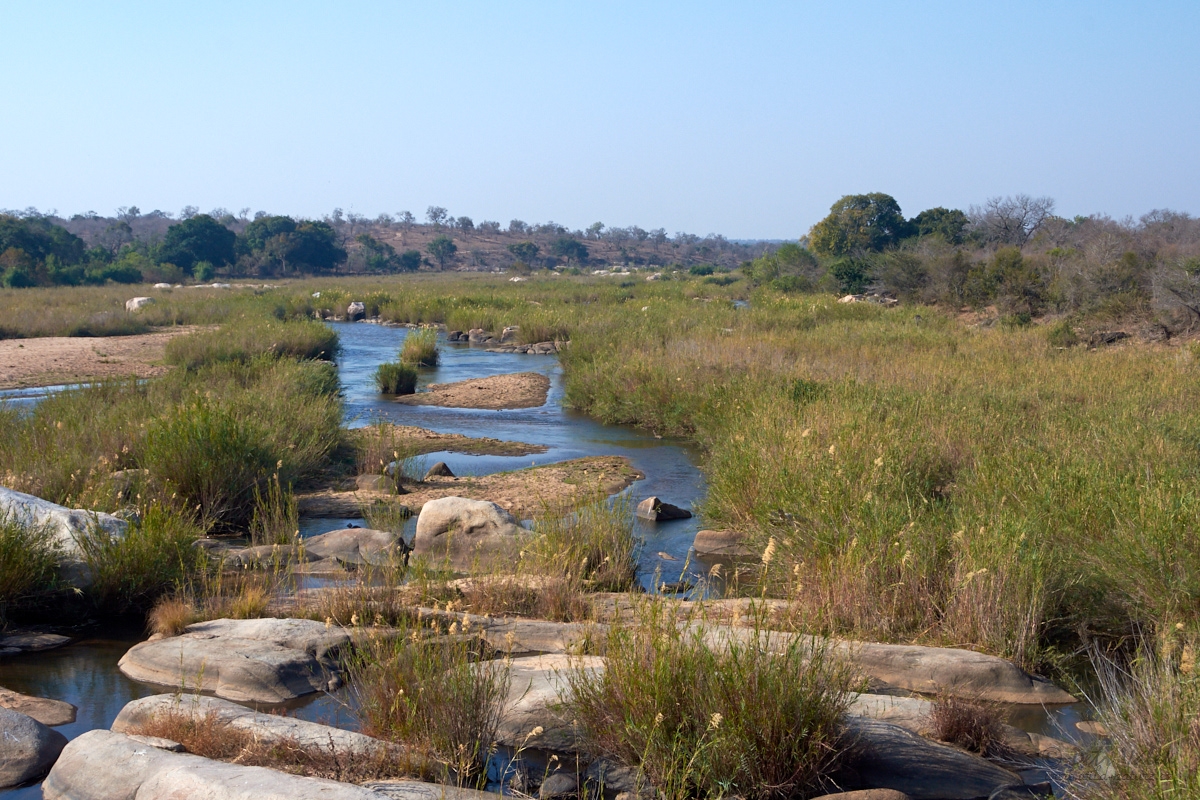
[1,2,1197,239]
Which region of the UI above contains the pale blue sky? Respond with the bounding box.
[1,2,1196,238]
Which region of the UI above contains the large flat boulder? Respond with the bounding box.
[0,686,76,726]
[695,625,1075,705]
[489,654,603,752]
[113,694,396,757]
[0,486,127,557]
[118,618,350,703]
[0,706,68,788]
[692,529,753,558]
[303,527,407,566]
[0,632,71,657]
[42,729,393,800]
[413,496,528,570]
[833,718,1021,800]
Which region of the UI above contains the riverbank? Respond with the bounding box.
[0,328,200,389]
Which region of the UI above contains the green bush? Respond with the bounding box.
[1046,319,1081,347]
[400,328,439,367]
[374,362,418,394]
[565,605,854,800]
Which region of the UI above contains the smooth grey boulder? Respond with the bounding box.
[692,529,753,558]
[303,527,407,566]
[43,729,393,800]
[117,618,350,703]
[417,608,598,656]
[0,687,76,726]
[488,654,603,752]
[635,496,692,522]
[812,792,912,800]
[0,486,128,558]
[413,496,527,570]
[365,781,498,800]
[539,771,579,798]
[0,632,71,658]
[222,544,305,568]
[0,706,68,788]
[833,717,1021,800]
[694,624,1076,705]
[113,694,395,757]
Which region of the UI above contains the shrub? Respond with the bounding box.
[375,362,418,394]
[1046,319,1080,347]
[346,625,509,785]
[147,595,197,637]
[564,605,855,800]
[400,328,439,367]
[927,695,1006,756]
[0,514,60,620]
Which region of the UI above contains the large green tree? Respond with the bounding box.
[507,241,539,263]
[551,237,588,265]
[159,214,235,270]
[910,207,969,245]
[426,235,457,269]
[808,193,911,256]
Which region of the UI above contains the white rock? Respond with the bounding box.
[125,296,155,312]
[153,283,172,289]
[412,496,526,570]
[0,486,128,558]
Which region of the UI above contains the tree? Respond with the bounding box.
[551,237,588,265]
[285,222,345,273]
[910,207,969,245]
[397,211,415,228]
[586,222,605,239]
[355,233,401,272]
[426,235,457,269]
[159,214,235,270]
[426,206,449,227]
[398,250,422,272]
[808,193,911,256]
[508,219,528,234]
[455,216,474,232]
[507,241,539,263]
[968,195,1056,246]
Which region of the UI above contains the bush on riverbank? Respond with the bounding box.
[399,328,438,367]
[565,603,855,800]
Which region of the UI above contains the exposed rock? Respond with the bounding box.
[412,496,528,570]
[113,694,396,757]
[500,326,520,343]
[418,608,598,656]
[833,717,1021,799]
[153,282,173,289]
[364,780,497,800]
[635,496,692,522]
[424,461,455,479]
[0,706,68,788]
[303,527,409,566]
[539,771,579,798]
[43,729,394,800]
[468,328,488,343]
[125,734,185,752]
[812,792,912,800]
[222,544,305,568]
[107,468,149,496]
[694,625,1076,705]
[0,486,128,558]
[1076,720,1108,736]
[125,296,155,312]
[446,330,465,342]
[490,654,602,751]
[347,301,367,321]
[0,687,76,726]
[584,759,650,797]
[692,529,753,558]
[118,618,350,703]
[988,784,1054,799]
[0,632,71,658]
[1089,330,1129,346]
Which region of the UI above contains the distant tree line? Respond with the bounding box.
[741,192,1200,332]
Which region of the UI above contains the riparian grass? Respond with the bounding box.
[399,328,439,367]
[374,361,418,394]
[0,514,60,622]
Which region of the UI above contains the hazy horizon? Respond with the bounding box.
[2,2,1197,239]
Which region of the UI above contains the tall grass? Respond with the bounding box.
[0,514,59,621]
[346,624,509,785]
[165,317,339,369]
[375,362,418,394]
[249,473,299,546]
[564,603,855,800]
[400,328,439,366]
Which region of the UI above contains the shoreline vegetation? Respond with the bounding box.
[3,265,1200,797]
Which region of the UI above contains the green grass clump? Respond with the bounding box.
[165,317,339,369]
[528,497,638,592]
[399,328,439,366]
[0,515,60,621]
[249,473,299,546]
[565,605,854,800]
[346,623,509,785]
[375,362,418,394]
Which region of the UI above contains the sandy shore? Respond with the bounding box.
[0,328,198,390]
[351,423,546,457]
[298,455,642,518]
[396,371,551,410]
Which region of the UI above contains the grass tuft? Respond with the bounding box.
[375,362,418,394]
[400,328,439,367]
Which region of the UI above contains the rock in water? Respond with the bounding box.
[303,527,408,566]
[635,496,692,522]
[412,496,527,570]
[0,706,68,788]
[692,529,752,558]
[117,618,350,703]
[423,461,455,479]
[347,301,366,321]
[0,687,76,727]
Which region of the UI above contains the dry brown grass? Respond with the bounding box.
[147,596,198,637]
[927,694,1008,757]
[129,709,415,783]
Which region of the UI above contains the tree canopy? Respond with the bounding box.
[551,237,588,265]
[808,193,911,256]
[160,214,236,270]
[911,207,969,245]
[426,235,457,269]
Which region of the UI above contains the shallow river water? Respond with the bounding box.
[0,322,1090,796]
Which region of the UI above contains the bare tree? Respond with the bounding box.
[426,206,449,227]
[968,195,1056,246]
